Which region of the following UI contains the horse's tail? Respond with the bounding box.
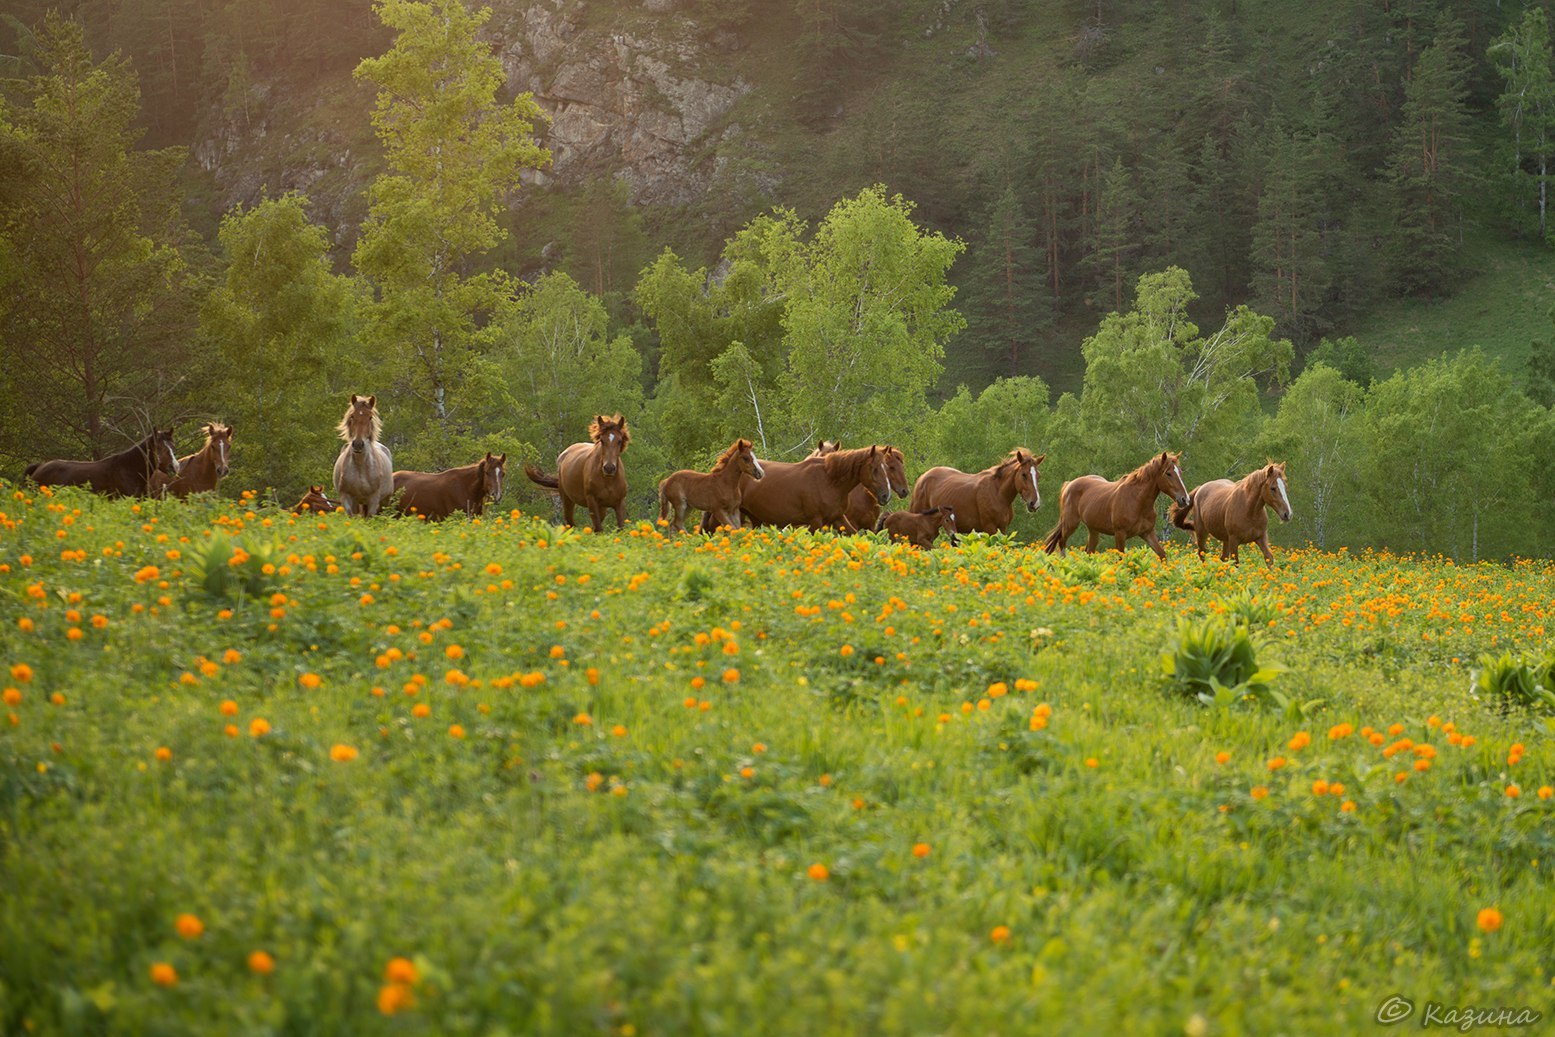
[657,479,671,522]
[1169,491,1195,531]
[1041,523,1064,553]
[523,464,559,489]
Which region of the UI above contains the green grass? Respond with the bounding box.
[3,487,1555,1034]
[1345,230,1555,378]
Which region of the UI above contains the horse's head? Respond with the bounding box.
[151,428,180,476]
[734,439,764,480]
[936,505,960,546]
[483,452,507,503]
[1156,452,1189,509]
[1261,461,1292,523]
[339,394,380,453]
[864,445,892,502]
[294,485,339,514]
[807,438,841,459]
[1010,449,1045,512]
[590,414,628,477]
[881,446,909,500]
[206,423,233,477]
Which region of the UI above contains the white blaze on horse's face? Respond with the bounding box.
[1028,464,1041,511]
[751,456,765,479]
[879,460,892,501]
[1276,475,1292,521]
[216,436,229,477]
[164,438,181,475]
[490,465,504,503]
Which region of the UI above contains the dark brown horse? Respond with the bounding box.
[737,445,893,530]
[1043,452,1190,559]
[658,439,765,532]
[153,422,233,499]
[25,429,180,497]
[909,449,1044,534]
[1168,461,1292,567]
[394,452,507,521]
[525,414,629,532]
[803,439,909,532]
[878,505,960,549]
[292,486,340,514]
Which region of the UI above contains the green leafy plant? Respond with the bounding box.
[184,536,282,602]
[1161,617,1288,710]
[1471,652,1555,714]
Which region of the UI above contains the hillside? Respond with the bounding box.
[6,0,1551,397]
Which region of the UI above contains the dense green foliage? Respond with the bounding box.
[6,0,1555,560]
[4,490,1555,1033]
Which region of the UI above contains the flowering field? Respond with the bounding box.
[3,486,1554,1035]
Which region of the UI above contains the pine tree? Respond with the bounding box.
[958,185,1050,376]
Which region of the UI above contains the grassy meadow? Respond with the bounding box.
[2,485,1554,1035]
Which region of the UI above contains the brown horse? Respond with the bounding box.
[737,445,893,530]
[25,429,180,497]
[394,452,507,521]
[153,422,233,499]
[803,439,909,532]
[292,486,340,514]
[1168,461,1292,567]
[878,505,960,549]
[332,395,394,517]
[1042,452,1190,559]
[909,449,1045,534]
[658,439,765,532]
[524,414,629,532]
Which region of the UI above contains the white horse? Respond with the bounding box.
[332,394,394,516]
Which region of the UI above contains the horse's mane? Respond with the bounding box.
[709,439,750,473]
[590,414,629,445]
[337,402,381,442]
[822,445,877,477]
[1120,452,1173,486]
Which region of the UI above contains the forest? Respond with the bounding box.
[3,0,1555,559]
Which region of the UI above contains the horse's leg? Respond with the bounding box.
[1224,536,1240,565]
[561,496,576,527]
[1141,530,1168,559]
[1084,528,1100,553]
[613,501,626,530]
[1113,533,1127,553]
[1257,534,1275,568]
[588,500,606,532]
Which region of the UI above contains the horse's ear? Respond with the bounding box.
[351,394,360,405]
[1035,454,1046,465]
[497,453,506,464]
[367,395,376,408]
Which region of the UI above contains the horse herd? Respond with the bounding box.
[19,396,1297,566]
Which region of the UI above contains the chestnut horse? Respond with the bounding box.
[737,445,893,530]
[909,449,1044,535]
[332,395,394,516]
[1043,451,1190,559]
[154,422,233,499]
[804,439,909,532]
[658,439,765,532]
[25,428,179,497]
[394,452,507,521]
[878,505,960,549]
[292,485,340,514]
[524,414,629,532]
[1168,461,1292,567]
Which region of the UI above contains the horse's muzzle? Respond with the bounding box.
[603,462,617,476]
[1026,497,1040,513]
[352,439,366,453]
[1176,494,1190,508]
[217,465,230,478]
[1279,509,1292,523]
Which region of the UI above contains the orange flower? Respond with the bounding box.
[329,744,359,762]
[412,703,431,719]
[989,925,1012,944]
[1,688,19,707]
[573,713,592,726]
[149,962,178,987]
[220,700,238,716]
[1214,751,1231,765]
[384,957,420,984]
[298,672,322,689]
[9,663,32,683]
[444,644,464,660]
[448,724,466,739]
[175,913,204,939]
[722,668,740,683]
[1477,907,1504,933]
[1310,780,1330,796]
[248,950,275,975]
[1506,784,1521,798]
[249,717,271,737]
[1250,786,1269,801]
[807,863,829,881]
[912,842,931,858]
[155,747,172,763]
[377,983,414,1015]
